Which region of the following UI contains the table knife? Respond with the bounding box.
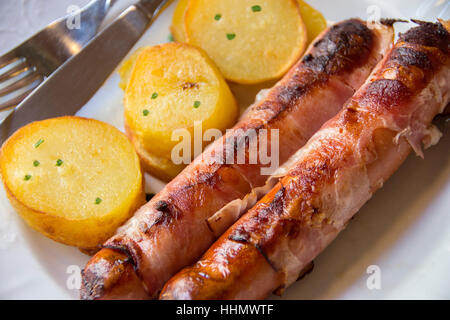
[0,0,168,145]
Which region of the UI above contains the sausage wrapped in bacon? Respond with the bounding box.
[160,20,450,300]
[81,19,394,299]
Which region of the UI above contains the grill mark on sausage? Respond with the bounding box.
[151,200,181,226]
[361,23,449,114]
[400,20,450,54]
[111,200,186,277]
[389,46,433,70]
[255,244,279,272]
[228,234,279,273]
[142,199,184,232]
[269,187,287,215]
[227,186,288,273]
[155,200,169,212]
[361,79,411,110]
[303,19,373,74]
[101,244,136,268]
[174,168,225,194]
[80,246,139,300]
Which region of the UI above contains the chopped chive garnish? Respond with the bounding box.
[214,14,222,21]
[34,139,44,148]
[56,159,63,166]
[194,101,201,108]
[143,109,150,116]
[168,33,174,42]
[226,33,236,40]
[151,92,158,99]
[251,5,262,12]
[33,160,40,167]
[95,197,102,205]
[24,174,32,181]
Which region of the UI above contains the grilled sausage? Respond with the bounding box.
[81,19,394,299]
[160,20,450,300]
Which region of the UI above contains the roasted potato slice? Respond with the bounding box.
[297,0,327,45]
[184,0,307,84]
[0,117,145,250]
[118,48,145,91]
[123,42,238,180]
[172,0,326,49]
[171,0,189,42]
[125,124,185,182]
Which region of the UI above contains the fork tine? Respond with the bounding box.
[0,72,41,98]
[0,82,41,111]
[0,60,30,83]
[0,51,19,69]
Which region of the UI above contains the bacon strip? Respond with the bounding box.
[80,19,394,299]
[160,20,450,300]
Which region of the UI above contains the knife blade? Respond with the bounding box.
[0,0,168,145]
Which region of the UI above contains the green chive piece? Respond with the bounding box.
[24,174,32,181]
[214,14,222,21]
[33,160,40,167]
[56,159,63,166]
[226,33,236,40]
[95,197,102,205]
[143,109,150,116]
[151,92,158,99]
[194,101,201,108]
[34,139,44,148]
[251,5,262,12]
[168,33,174,42]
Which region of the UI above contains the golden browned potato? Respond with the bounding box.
[171,0,326,81]
[170,0,189,42]
[118,48,145,91]
[123,42,238,180]
[297,0,327,45]
[124,123,185,182]
[0,117,145,250]
[184,0,307,84]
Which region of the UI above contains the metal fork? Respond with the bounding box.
[0,0,115,111]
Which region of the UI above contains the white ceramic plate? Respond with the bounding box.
[0,0,448,300]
